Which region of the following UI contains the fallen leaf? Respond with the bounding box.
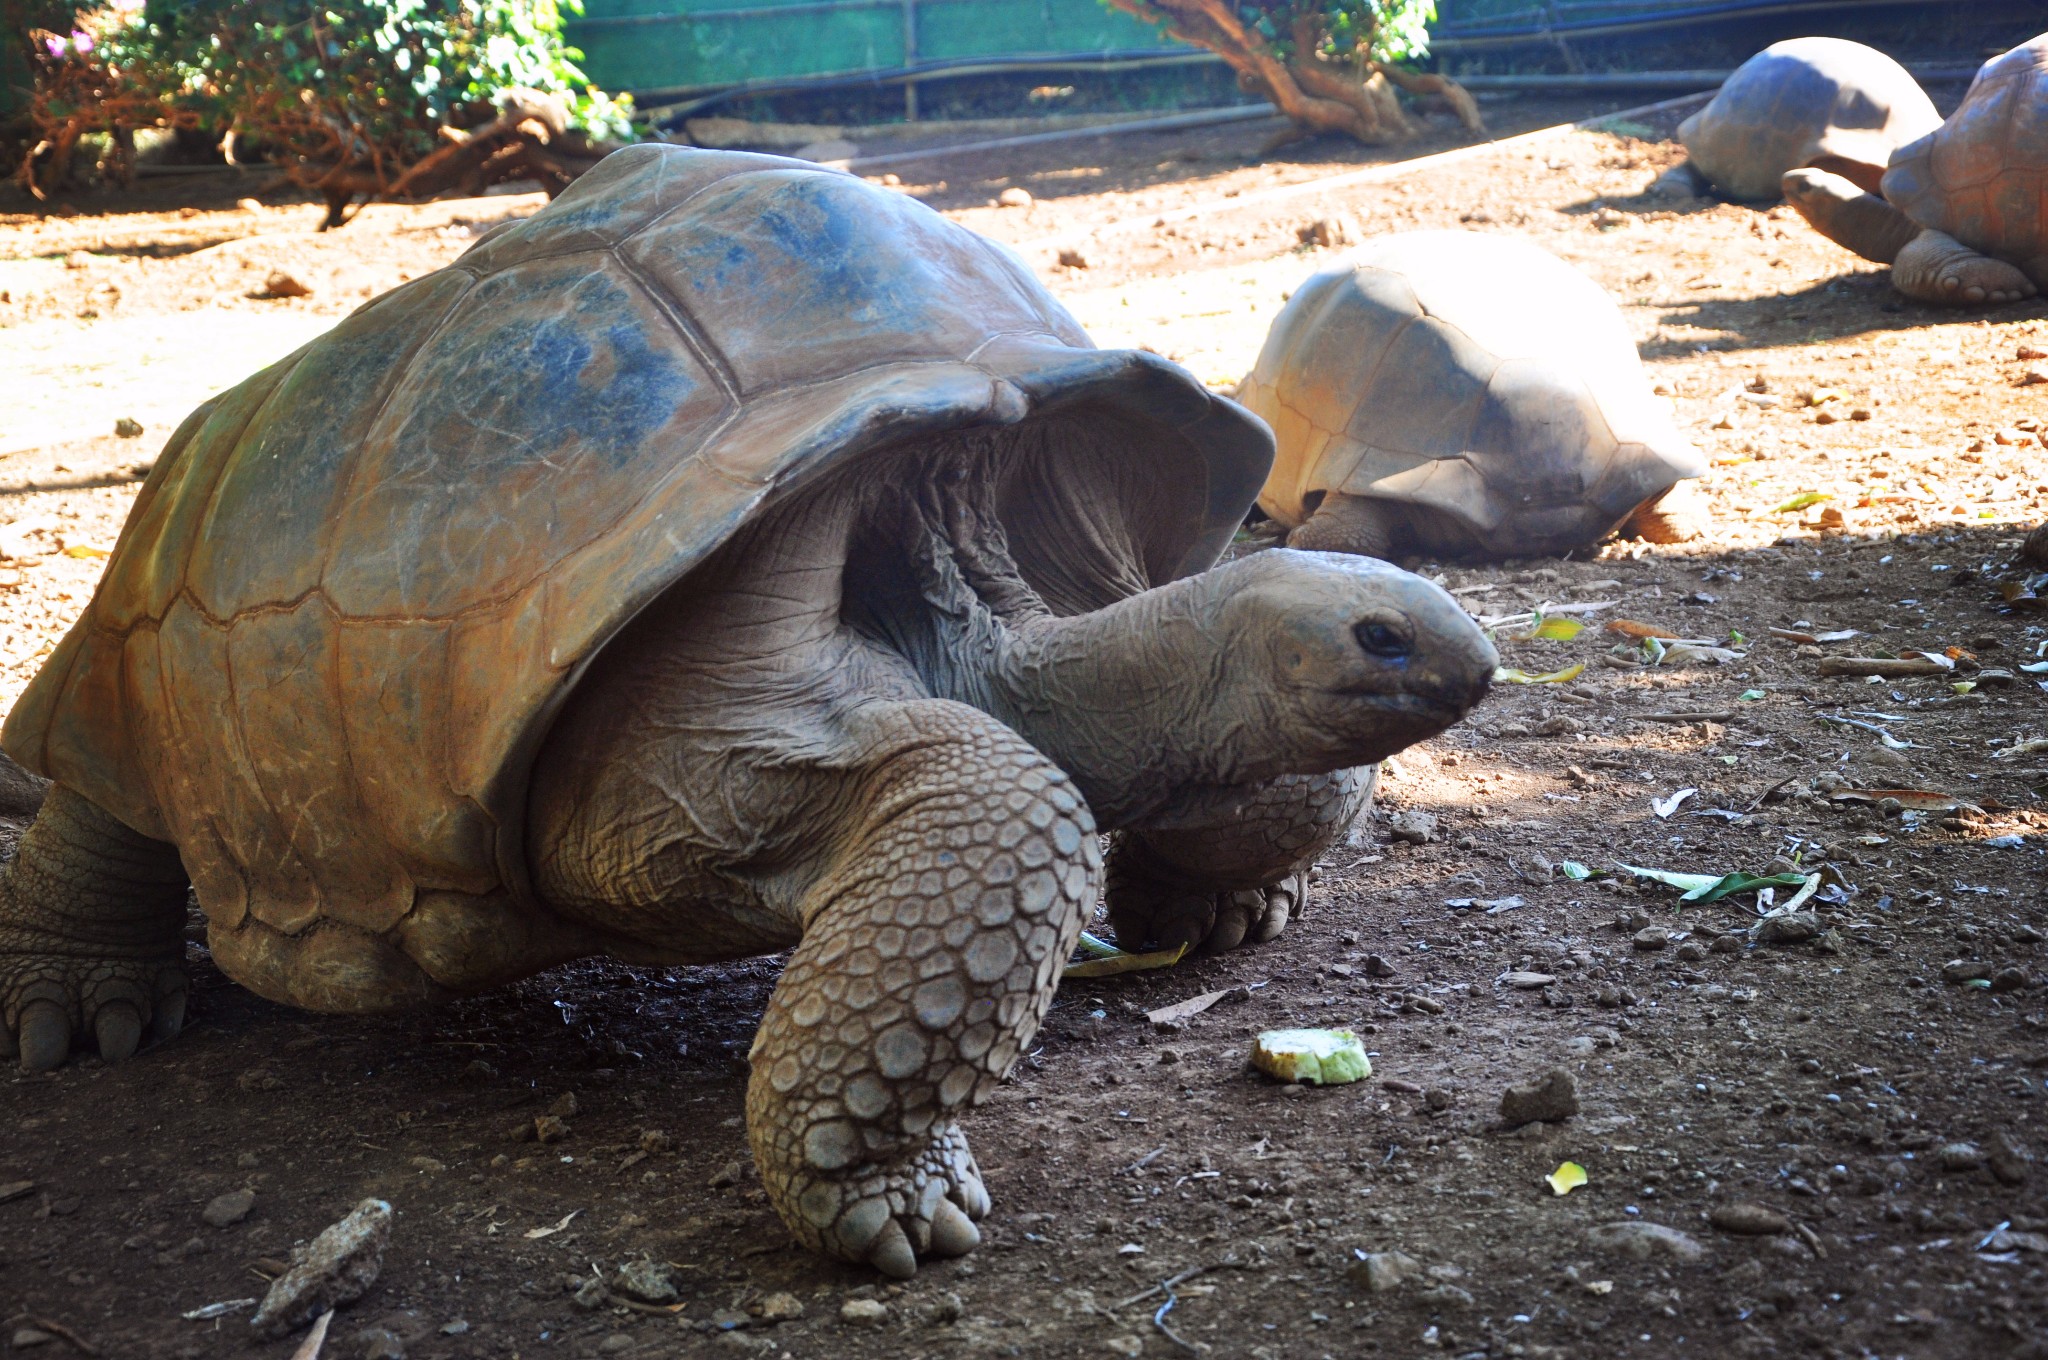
[1605,619,1683,641]
[1545,1162,1588,1196]
[524,1209,583,1239]
[1617,865,1810,902]
[1993,737,2048,761]
[1558,861,1600,880]
[1063,942,1189,979]
[1146,988,1233,1029]
[1512,615,1585,642]
[61,543,110,559]
[1494,662,1586,685]
[1827,787,1983,811]
[1738,689,1766,701]
[1772,491,1833,513]
[1652,788,1698,819]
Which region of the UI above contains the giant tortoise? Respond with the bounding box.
[1784,33,2048,306]
[1240,231,1705,561]
[1670,37,1940,201]
[0,146,1496,1280]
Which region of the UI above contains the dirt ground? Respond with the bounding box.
[3,84,2048,1360]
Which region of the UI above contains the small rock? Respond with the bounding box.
[1533,715,1581,737]
[263,271,312,299]
[548,1092,579,1118]
[1990,967,2028,993]
[11,1328,52,1350]
[236,197,263,212]
[1424,1088,1455,1112]
[1756,913,1820,945]
[1586,1221,1706,1261]
[1056,247,1090,269]
[357,1326,406,1360]
[597,1334,634,1355]
[572,1276,609,1310]
[439,1320,469,1336]
[639,1128,672,1154]
[202,1188,256,1227]
[1499,1067,1579,1127]
[1348,1249,1424,1293]
[1404,993,1445,1015]
[1296,213,1360,248]
[113,417,144,438]
[840,1298,889,1326]
[63,250,93,269]
[1363,954,1397,978]
[757,1290,804,1322]
[251,1198,393,1338]
[1387,809,1438,844]
[926,1291,966,1324]
[1632,927,1671,951]
[996,186,1033,209]
[1676,940,1709,963]
[533,1114,570,1144]
[613,1256,678,1304]
[1988,1131,2033,1186]
[1711,933,1744,955]
[1941,959,1994,983]
[1708,1202,1791,1236]
[1503,971,1556,989]
[709,1160,742,1189]
[1935,1142,1984,1173]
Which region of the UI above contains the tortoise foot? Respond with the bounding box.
[1108,862,1309,957]
[0,947,187,1071]
[774,1123,990,1278]
[1894,230,2037,307]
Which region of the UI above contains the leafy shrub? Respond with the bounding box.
[1102,0,1479,144]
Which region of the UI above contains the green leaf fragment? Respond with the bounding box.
[1616,865,1811,902]
[1251,1029,1372,1086]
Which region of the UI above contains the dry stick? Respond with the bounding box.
[10,1315,99,1358]
[1741,775,1800,814]
[1017,89,1714,254]
[1637,711,1736,723]
[1111,1259,1244,1311]
[1817,657,1951,678]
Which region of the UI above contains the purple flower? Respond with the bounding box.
[43,34,64,56]
[72,30,93,53]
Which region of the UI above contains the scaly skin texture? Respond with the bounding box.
[1108,767,1374,955]
[745,701,1094,1276]
[0,785,189,1069]
[1890,230,2038,308]
[1781,167,1925,264]
[1287,494,1398,560]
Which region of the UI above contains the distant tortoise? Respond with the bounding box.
[0,146,1497,1279]
[1666,37,1940,201]
[1783,34,2048,306]
[1239,231,1706,561]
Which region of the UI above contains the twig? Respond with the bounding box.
[15,1315,98,1357]
[1111,1258,1244,1312]
[1637,711,1735,723]
[287,1310,332,1360]
[1815,712,1893,739]
[1741,775,1799,814]
[1153,1291,1203,1355]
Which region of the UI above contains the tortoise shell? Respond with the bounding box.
[1680,37,1940,200]
[1883,34,2048,280]
[0,145,1269,1008]
[1241,231,1701,556]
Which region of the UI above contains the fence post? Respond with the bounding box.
[902,0,919,121]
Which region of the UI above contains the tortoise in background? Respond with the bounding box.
[0,146,1497,1281]
[1664,37,1940,201]
[1240,231,1706,562]
[1784,33,2048,306]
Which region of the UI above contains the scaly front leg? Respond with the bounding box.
[747,701,1096,1277]
[1107,766,1375,955]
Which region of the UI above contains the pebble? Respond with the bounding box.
[614,1257,678,1304]
[263,271,312,299]
[1057,247,1090,269]
[1503,971,1556,989]
[533,1114,570,1144]
[1676,940,1709,963]
[549,1093,580,1118]
[1499,1067,1580,1127]
[639,1129,673,1154]
[250,1198,393,1338]
[1632,927,1671,951]
[1586,1221,1706,1262]
[1708,1202,1791,1236]
[597,1335,633,1355]
[996,187,1033,208]
[1387,810,1439,844]
[840,1298,889,1325]
[1424,1088,1455,1112]
[1990,968,2029,993]
[1711,934,1745,955]
[757,1291,804,1322]
[1348,1249,1424,1293]
[1756,913,1820,945]
[1935,1142,1984,1173]
[1296,213,1360,248]
[926,1291,966,1324]
[202,1189,256,1227]
[1363,954,1397,978]
[113,417,144,438]
[10,1329,51,1350]
[1941,959,1994,983]
[1988,1131,2032,1186]
[709,1160,742,1188]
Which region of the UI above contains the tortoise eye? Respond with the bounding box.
[1355,621,1410,659]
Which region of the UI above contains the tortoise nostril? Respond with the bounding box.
[1354,621,1409,659]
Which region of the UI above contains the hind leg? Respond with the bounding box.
[1286,493,1399,560]
[1892,229,2036,307]
[1,785,189,1071]
[1107,766,1375,955]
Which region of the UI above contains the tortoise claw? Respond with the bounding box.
[150,986,187,1043]
[94,1001,143,1062]
[18,998,72,1072]
[927,1198,981,1258]
[866,1218,917,1279]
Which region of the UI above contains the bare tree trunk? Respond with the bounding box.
[1102,0,1482,147]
